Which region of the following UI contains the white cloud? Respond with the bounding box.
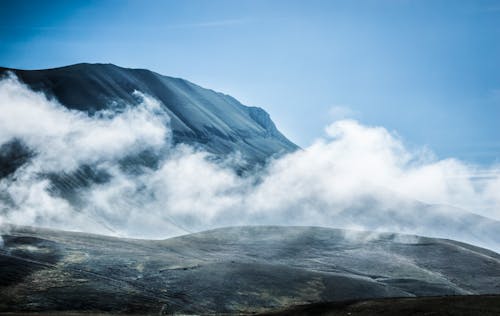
[0,76,499,252]
[0,74,170,173]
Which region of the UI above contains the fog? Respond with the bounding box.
[1,75,499,251]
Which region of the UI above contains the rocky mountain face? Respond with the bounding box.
[0,63,298,166]
[0,64,298,203]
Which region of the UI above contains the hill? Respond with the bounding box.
[1,225,499,314]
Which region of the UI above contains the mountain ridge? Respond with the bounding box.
[0,63,298,165]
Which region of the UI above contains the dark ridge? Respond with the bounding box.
[259,295,500,316]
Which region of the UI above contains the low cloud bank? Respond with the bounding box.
[0,76,499,251]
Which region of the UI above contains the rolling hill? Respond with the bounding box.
[1,225,499,314]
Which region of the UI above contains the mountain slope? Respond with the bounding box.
[0,63,298,165]
[1,225,499,314]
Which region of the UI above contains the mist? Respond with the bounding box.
[1,75,499,251]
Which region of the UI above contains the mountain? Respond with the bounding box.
[0,63,298,165]
[0,63,299,203]
[1,225,499,314]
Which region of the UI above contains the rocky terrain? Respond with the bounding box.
[1,225,499,314]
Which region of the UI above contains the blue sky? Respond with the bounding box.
[1,0,499,164]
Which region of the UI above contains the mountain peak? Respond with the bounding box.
[0,63,298,164]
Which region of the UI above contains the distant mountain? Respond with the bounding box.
[0,63,298,165]
[1,225,499,314]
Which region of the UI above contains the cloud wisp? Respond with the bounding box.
[0,76,499,251]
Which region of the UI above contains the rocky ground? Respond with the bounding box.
[1,225,499,314]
